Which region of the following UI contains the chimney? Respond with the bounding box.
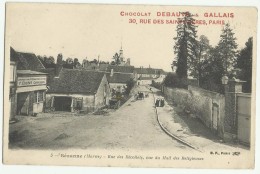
[110,69,114,77]
[55,53,63,77]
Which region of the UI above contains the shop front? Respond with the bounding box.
[16,70,47,116]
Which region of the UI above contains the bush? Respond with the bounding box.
[163,73,188,89]
[151,80,161,89]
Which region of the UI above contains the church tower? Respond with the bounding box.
[119,44,124,62]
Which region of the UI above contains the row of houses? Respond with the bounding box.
[8,47,167,121]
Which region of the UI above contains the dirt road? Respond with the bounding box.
[9,85,189,151]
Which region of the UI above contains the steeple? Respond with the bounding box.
[119,42,124,61]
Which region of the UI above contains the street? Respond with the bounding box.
[9,85,190,151]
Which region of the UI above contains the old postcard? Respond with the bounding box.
[3,3,257,168]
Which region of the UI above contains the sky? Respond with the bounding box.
[5,3,257,71]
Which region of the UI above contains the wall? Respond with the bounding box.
[110,83,126,93]
[138,80,152,85]
[46,93,95,113]
[95,75,110,108]
[162,85,225,137]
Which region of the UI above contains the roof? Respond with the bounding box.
[10,47,19,62]
[134,67,166,75]
[106,73,133,84]
[106,65,134,74]
[99,64,109,71]
[48,69,105,94]
[10,47,45,71]
[17,70,48,75]
[38,68,56,85]
[138,76,155,80]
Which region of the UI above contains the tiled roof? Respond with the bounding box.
[10,47,45,71]
[138,76,155,80]
[48,69,105,94]
[10,47,19,62]
[106,65,134,74]
[99,64,109,71]
[38,68,56,85]
[134,68,166,75]
[106,73,133,84]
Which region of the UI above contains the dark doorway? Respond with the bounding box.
[54,96,72,112]
[16,92,30,115]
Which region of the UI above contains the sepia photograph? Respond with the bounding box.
[2,2,257,169]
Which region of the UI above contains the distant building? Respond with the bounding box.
[9,47,48,119]
[106,65,134,93]
[135,67,167,85]
[112,46,131,66]
[45,69,110,113]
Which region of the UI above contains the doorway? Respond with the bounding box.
[54,96,72,112]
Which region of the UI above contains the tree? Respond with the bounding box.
[174,11,198,79]
[200,46,225,93]
[37,55,55,68]
[66,57,73,64]
[195,35,211,85]
[63,57,74,69]
[163,72,188,89]
[125,78,135,95]
[218,23,238,73]
[236,37,253,92]
[112,53,120,65]
[73,58,81,68]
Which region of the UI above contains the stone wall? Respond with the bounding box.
[162,85,225,137]
[46,93,95,113]
[95,75,110,108]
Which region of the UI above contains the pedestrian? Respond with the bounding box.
[161,98,165,107]
[155,98,160,107]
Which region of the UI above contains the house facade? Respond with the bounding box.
[45,69,110,113]
[9,47,48,119]
[106,65,134,93]
[135,67,167,85]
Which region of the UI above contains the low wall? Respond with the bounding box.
[162,85,225,138]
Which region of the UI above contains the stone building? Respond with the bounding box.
[9,47,48,120]
[135,67,167,85]
[45,68,110,113]
[106,65,134,93]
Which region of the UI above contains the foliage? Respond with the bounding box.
[151,80,161,90]
[37,55,56,68]
[125,78,135,95]
[73,58,82,69]
[174,12,198,79]
[163,73,188,89]
[236,37,253,92]
[193,35,211,82]
[200,46,225,93]
[217,23,238,73]
[112,53,121,65]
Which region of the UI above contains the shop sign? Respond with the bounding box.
[17,77,47,87]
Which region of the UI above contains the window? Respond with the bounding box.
[34,91,44,103]
[10,63,16,82]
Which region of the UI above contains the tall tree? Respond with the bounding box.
[195,35,211,85]
[236,37,253,92]
[218,23,238,73]
[174,11,198,79]
[200,46,224,93]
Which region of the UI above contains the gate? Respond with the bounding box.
[212,103,219,134]
[237,93,251,145]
